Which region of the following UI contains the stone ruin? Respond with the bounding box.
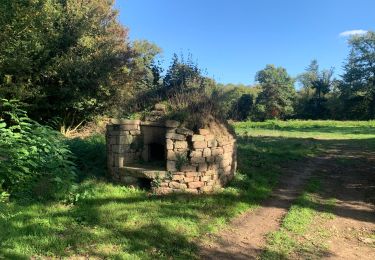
[106,105,237,194]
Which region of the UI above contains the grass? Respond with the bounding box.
[262,176,336,260]
[1,120,375,259]
[234,120,375,139]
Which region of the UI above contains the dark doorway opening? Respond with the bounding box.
[137,177,152,190]
[149,143,165,161]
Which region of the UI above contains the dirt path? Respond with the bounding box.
[200,157,326,259]
[200,143,375,260]
[316,145,375,260]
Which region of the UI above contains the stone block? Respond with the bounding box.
[190,149,203,157]
[198,162,208,172]
[192,135,205,141]
[218,139,231,146]
[188,181,204,189]
[206,156,215,163]
[190,156,206,164]
[203,170,214,176]
[200,175,211,182]
[181,165,197,172]
[174,141,188,149]
[193,141,207,149]
[172,174,184,181]
[222,153,233,160]
[212,147,224,156]
[185,172,199,177]
[166,133,186,141]
[167,150,176,160]
[130,130,141,135]
[165,120,180,128]
[119,135,133,145]
[160,182,170,187]
[207,140,218,148]
[203,148,211,157]
[224,165,232,173]
[199,129,210,135]
[166,139,174,150]
[119,124,140,131]
[220,159,231,168]
[215,156,224,163]
[183,176,195,182]
[114,155,124,167]
[176,128,194,136]
[223,144,233,153]
[167,160,176,171]
[204,134,215,141]
[110,119,140,125]
[169,181,187,189]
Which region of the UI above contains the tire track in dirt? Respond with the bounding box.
[199,156,327,259]
[200,143,375,259]
[317,146,375,260]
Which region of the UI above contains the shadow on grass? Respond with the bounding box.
[1,135,375,259]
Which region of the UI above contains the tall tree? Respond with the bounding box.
[163,54,207,96]
[121,40,163,114]
[254,65,296,120]
[340,31,375,119]
[297,60,334,119]
[0,0,133,125]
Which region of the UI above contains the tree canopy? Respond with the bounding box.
[254,65,296,120]
[340,32,375,119]
[0,0,134,125]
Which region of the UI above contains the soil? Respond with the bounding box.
[315,145,375,260]
[199,143,375,259]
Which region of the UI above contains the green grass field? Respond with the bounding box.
[235,120,375,139]
[1,120,375,259]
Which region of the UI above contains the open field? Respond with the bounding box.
[235,120,375,140]
[1,120,375,259]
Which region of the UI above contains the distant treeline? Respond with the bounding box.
[1,0,374,127]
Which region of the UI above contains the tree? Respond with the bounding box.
[163,54,207,96]
[0,0,133,125]
[340,31,375,119]
[120,40,163,114]
[297,60,334,119]
[232,94,253,120]
[214,84,260,120]
[254,65,296,120]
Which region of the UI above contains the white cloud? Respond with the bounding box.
[339,29,368,37]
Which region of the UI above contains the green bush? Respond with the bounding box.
[0,99,77,200]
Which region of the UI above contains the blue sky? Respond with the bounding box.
[116,0,374,85]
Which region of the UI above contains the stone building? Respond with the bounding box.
[106,106,237,194]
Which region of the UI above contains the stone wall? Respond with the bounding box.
[106,119,237,194]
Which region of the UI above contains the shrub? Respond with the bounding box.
[0,99,77,200]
